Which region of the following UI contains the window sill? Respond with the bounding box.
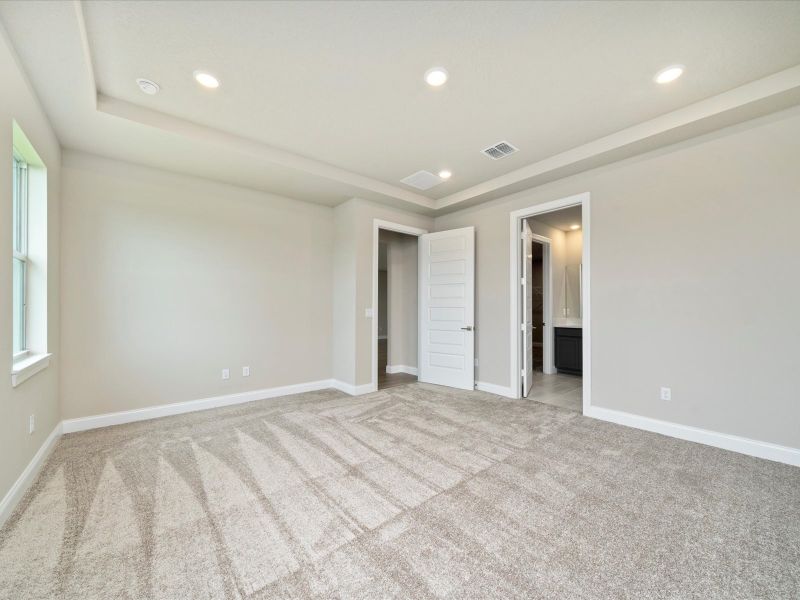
[11,353,51,388]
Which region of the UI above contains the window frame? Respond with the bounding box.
[12,150,28,359]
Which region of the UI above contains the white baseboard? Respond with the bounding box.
[385,365,418,376]
[331,380,377,396]
[2,377,379,527]
[476,381,516,399]
[0,422,62,528]
[3,376,385,525]
[61,376,387,435]
[585,405,800,467]
[62,379,336,434]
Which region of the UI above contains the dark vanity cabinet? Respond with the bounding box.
[554,327,582,375]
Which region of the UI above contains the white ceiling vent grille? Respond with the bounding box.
[400,170,443,190]
[481,141,519,160]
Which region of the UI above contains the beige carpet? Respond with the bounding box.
[1,383,798,599]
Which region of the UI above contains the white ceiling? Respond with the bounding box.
[529,205,582,233]
[2,1,800,214]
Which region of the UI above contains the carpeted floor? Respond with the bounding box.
[1,383,798,599]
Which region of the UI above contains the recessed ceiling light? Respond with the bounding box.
[193,71,220,89]
[424,67,448,87]
[438,169,452,180]
[654,65,684,84]
[136,78,160,95]
[570,224,581,230]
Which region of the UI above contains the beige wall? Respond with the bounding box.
[381,230,418,369]
[332,200,358,384]
[563,229,583,319]
[377,267,387,338]
[332,199,432,388]
[60,151,334,419]
[0,27,61,502]
[435,107,800,448]
[565,229,583,267]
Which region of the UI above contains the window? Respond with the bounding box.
[12,152,28,357]
[11,121,49,387]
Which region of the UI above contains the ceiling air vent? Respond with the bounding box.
[400,170,443,190]
[481,141,519,160]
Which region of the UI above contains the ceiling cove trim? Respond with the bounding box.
[72,0,800,214]
[96,94,436,209]
[436,65,800,211]
[72,0,97,110]
[71,0,435,211]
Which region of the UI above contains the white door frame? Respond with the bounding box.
[524,230,555,384]
[372,219,428,392]
[509,192,591,412]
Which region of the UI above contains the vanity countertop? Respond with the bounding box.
[553,319,582,329]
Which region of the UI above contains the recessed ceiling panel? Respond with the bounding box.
[80,1,800,198]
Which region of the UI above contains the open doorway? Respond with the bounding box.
[526,238,549,373]
[512,194,589,412]
[372,220,475,393]
[374,224,425,390]
[529,238,545,372]
[520,222,554,397]
[377,230,418,389]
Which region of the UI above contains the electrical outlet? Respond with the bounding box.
[222,368,230,380]
[660,387,672,401]
[242,366,250,377]
[28,414,35,435]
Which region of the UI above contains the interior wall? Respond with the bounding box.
[377,269,387,338]
[565,229,583,267]
[380,230,418,369]
[332,198,432,388]
[332,200,358,385]
[563,229,583,319]
[60,151,334,420]
[434,106,800,449]
[0,26,61,504]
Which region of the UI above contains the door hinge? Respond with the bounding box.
[520,323,525,331]
[520,369,525,377]
[520,277,525,286]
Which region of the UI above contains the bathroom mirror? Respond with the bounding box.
[564,264,582,319]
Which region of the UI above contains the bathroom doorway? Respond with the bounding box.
[514,197,587,412]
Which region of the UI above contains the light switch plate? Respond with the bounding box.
[222,368,230,380]
[242,366,250,377]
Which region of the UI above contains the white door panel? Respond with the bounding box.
[419,227,475,390]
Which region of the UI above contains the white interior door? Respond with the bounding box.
[418,227,475,390]
[522,221,534,396]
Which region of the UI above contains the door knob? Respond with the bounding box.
[461,326,473,331]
